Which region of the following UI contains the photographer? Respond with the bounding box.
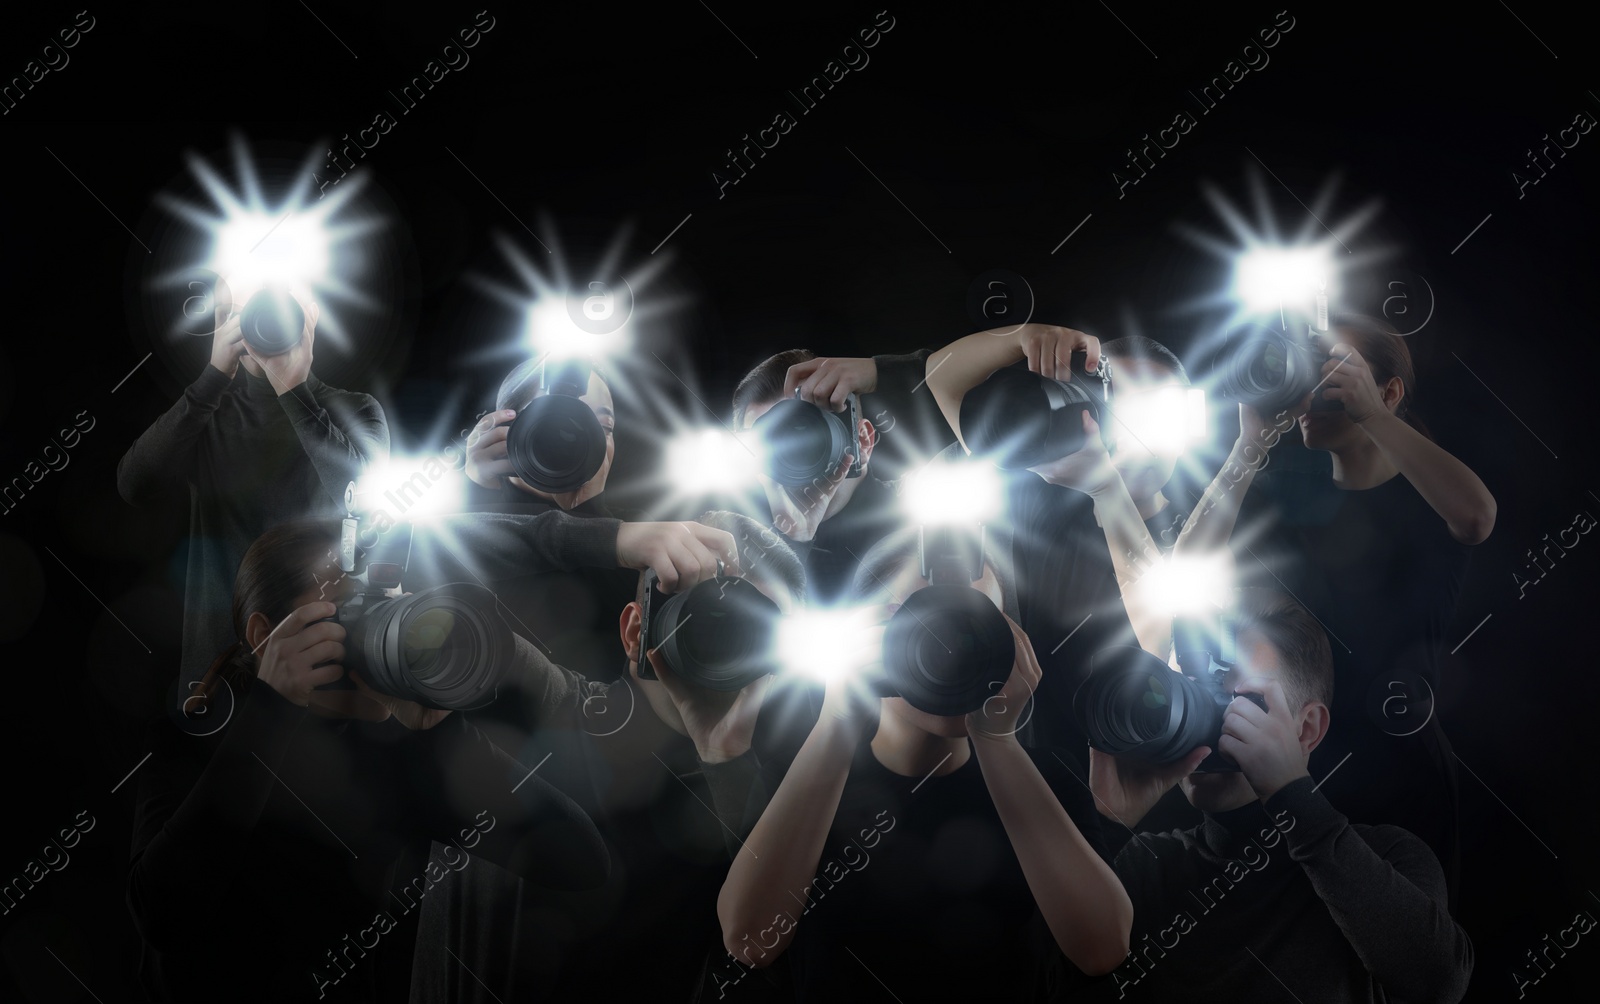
[1173,315,1496,898]
[1079,589,1472,1002]
[411,510,804,1002]
[457,356,634,685]
[126,520,608,1003]
[732,348,944,606]
[717,529,1131,1000]
[924,323,1160,758]
[117,287,389,687]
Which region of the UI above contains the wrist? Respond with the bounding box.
[1255,769,1309,804]
[968,725,1022,749]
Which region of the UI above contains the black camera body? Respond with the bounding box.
[1214,321,1343,416]
[959,352,1111,469]
[875,524,1015,717]
[239,287,306,357]
[1075,615,1266,773]
[506,359,609,494]
[321,487,513,711]
[751,391,865,488]
[637,567,782,692]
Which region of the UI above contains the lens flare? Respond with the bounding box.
[1142,555,1233,617]
[1112,386,1209,456]
[902,461,1003,525]
[353,455,466,520]
[666,428,761,495]
[1234,247,1328,313]
[154,133,384,352]
[777,608,881,684]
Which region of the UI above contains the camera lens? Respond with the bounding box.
[1075,646,1230,767]
[959,366,1104,469]
[649,577,781,691]
[342,583,512,710]
[239,288,305,357]
[1214,324,1325,415]
[752,398,853,487]
[505,394,609,494]
[882,585,1014,716]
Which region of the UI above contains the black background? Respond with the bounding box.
[1,3,1596,1000]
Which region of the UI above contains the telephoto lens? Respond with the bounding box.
[640,571,782,691]
[959,354,1109,469]
[505,360,609,493]
[337,583,514,711]
[879,525,1014,717]
[238,288,306,356]
[751,393,861,487]
[1212,323,1341,415]
[1074,639,1266,772]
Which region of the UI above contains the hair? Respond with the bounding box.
[1329,313,1430,439]
[1231,587,1334,713]
[631,510,808,607]
[731,349,816,428]
[193,520,341,708]
[1101,335,1190,385]
[847,526,1015,615]
[495,357,614,414]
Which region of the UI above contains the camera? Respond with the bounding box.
[638,567,782,691]
[323,485,514,710]
[876,524,1015,717]
[1211,321,1342,416]
[238,287,306,357]
[505,359,609,494]
[959,352,1111,469]
[1074,614,1266,773]
[751,391,865,488]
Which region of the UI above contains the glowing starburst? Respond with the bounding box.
[154,134,384,352]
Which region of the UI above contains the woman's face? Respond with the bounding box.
[1297,329,1391,452]
[876,559,1006,738]
[1105,356,1184,498]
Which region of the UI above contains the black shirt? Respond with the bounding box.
[762,739,1108,1002]
[127,678,607,1003]
[1077,777,1473,1003]
[411,638,762,1002]
[1236,470,1469,873]
[117,367,389,685]
[1004,472,1140,761]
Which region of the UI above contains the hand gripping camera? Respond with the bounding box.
[1074,612,1266,773]
[324,483,513,710]
[751,390,866,487]
[637,566,783,691]
[505,359,609,494]
[958,352,1112,469]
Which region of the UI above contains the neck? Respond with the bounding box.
[869,706,969,778]
[1328,432,1397,489]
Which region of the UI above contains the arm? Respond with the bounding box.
[716,684,871,968]
[425,513,739,593]
[277,384,390,509]
[969,618,1131,975]
[924,324,1102,451]
[1268,778,1473,1003]
[116,366,232,505]
[1320,344,1494,543]
[1171,404,1289,561]
[1361,412,1494,543]
[1027,414,1168,657]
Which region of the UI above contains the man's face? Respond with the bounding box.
[1105,356,1185,498]
[510,371,615,505]
[1179,627,1290,813]
[738,395,875,478]
[876,559,1005,739]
